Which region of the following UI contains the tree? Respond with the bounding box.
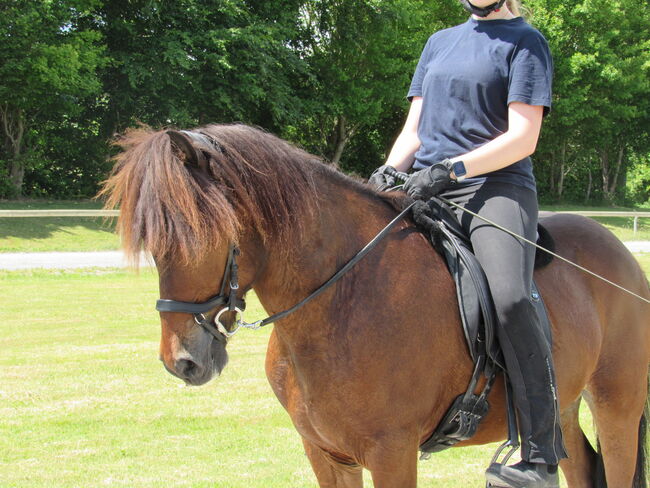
[93,0,308,137]
[291,0,465,169]
[530,0,650,203]
[0,0,105,196]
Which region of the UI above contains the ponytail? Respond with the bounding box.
[507,0,522,16]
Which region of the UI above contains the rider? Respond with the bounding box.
[369,1,566,487]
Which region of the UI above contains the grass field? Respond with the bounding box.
[2,267,627,488]
[1,199,647,487]
[0,200,648,252]
[0,200,119,252]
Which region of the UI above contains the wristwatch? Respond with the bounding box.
[451,160,467,182]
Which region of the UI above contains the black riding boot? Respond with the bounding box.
[485,460,559,488]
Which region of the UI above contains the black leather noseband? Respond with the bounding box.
[156,245,246,343]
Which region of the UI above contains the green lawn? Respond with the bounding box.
[0,200,119,252]
[0,199,104,210]
[0,217,119,252]
[0,202,648,253]
[0,268,614,487]
[636,254,650,275]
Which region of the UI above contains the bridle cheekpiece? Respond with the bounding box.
[155,245,260,343]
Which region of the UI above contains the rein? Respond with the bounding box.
[155,203,415,342]
[384,167,650,305]
[156,166,648,344]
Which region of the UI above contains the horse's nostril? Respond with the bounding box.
[175,358,199,379]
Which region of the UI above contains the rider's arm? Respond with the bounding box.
[450,102,544,179]
[384,97,423,172]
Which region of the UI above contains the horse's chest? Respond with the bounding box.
[266,353,362,452]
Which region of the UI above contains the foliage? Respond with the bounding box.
[93,0,307,135]
[0,0,106,196]
[0,0,648,204]
[529,0,650,204]
[291,0,466,172]
[626,154,650,206]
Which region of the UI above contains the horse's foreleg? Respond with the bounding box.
[366,440,418,488]
[559,396,599,487]
[302,439,363,488]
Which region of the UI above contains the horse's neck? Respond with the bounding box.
[249,177,400,334]
[248,175,466,411]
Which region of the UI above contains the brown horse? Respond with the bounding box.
[102,124,650,487]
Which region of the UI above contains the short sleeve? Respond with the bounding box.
[508,31,554,116]
[407,37,434,101]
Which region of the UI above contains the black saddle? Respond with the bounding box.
[411,198,554,455]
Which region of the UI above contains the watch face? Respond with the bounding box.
[452,161,467,178]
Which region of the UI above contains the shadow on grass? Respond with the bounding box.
[0,217,116,241]
[0,199,104,210]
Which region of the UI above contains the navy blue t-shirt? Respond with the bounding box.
[407,17,553,191]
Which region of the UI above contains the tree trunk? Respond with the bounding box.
[548,149,556,196]
[601,145,625,203]
[584,165,592,204]
[0,104,26,196]
[330,115,355,166]
[557,141,567,199]
[601,148,612,203]
[610,145,625,195]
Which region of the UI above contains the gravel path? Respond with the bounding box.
[0,242,648,270]
[0,251,152,270]
[623,242,650,254]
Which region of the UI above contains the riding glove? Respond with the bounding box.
[368,165,397,191]
[403,159,454,200]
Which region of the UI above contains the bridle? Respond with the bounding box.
[155,204,416,343]
[156,245,247,343]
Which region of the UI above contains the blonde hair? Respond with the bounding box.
[507,0,522,16]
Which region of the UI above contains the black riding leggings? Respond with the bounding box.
[441,181,567,465]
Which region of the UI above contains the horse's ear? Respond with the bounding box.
[167,130,208,171]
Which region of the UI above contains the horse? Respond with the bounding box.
[101,123,650,487]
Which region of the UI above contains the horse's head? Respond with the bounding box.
[155,243,235,386]
[101,125,318,385]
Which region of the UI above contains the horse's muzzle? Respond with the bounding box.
[162,338,228,386]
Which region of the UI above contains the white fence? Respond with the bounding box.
[1,209,649,234]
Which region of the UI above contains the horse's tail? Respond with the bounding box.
[632,366,650,488]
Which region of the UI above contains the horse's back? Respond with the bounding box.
[539,212,649,305]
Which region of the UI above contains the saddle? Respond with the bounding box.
[410,198,554,455]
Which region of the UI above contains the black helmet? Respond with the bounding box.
[460,0,507,17]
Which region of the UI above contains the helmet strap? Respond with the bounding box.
[460,0,507,18]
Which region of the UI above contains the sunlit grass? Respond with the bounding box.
[1,268,633,487]
[0,202,648,253]
[0,217,119,252]
[635,253,650,276]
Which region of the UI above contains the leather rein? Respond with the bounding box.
[155,203,415,343]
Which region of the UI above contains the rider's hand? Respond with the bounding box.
[368,165,397,191]
[403,159,453,200]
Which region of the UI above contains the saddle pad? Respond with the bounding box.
[411,199,553,367]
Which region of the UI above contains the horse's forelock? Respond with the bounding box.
[100,124,318,266]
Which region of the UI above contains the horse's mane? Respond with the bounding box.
[100,123,384,265]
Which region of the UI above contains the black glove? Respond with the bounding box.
[368,165,397,191]
[403,159,453,200]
